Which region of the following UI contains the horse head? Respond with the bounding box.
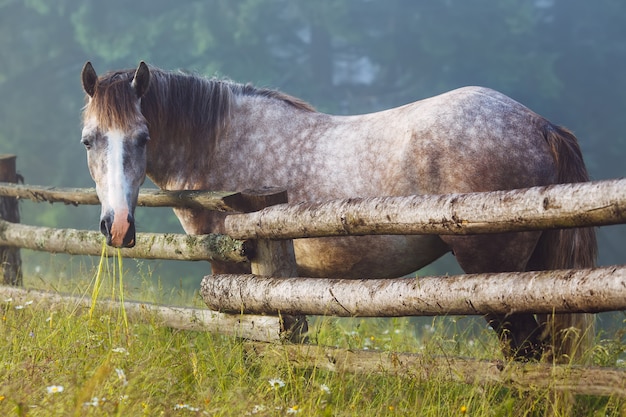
[80,61,151,248]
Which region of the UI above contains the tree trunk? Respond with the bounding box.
[224,179,626,239]
[201,266,626,316]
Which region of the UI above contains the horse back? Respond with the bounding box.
[399,86,559,195]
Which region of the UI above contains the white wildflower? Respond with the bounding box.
[268,378,285,389]
[287,405,301,414]
[46,385,64,394]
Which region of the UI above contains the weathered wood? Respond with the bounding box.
[0,219,248,263]
[0,285,282,342]
[237,187,305,342]
[245,342,626,397]
[0,155,22,286]
[242,188,298,277]
[201,265,626,316]
[0,181,244,212]
[224,179,626,239]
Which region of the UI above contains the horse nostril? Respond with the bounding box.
[100,217,111,237]
[124,217,136,248]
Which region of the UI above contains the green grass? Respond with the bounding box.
[1,256,626,416]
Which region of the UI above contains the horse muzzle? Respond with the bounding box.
[100,210,136,248]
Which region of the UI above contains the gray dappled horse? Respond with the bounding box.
[80,62,596,362]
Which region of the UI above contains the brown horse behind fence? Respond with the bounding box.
[80,61,596,362]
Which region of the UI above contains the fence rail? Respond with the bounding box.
[0,181,242,211]
[0,285,282,342]
[202,266,626,316]
[0,219,248,262]
[225,178,626,239]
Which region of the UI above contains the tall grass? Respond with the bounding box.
[0,256,625,416]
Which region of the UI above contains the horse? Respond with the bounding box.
[80,61,596,362]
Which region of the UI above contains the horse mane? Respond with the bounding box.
[83,66,315,145]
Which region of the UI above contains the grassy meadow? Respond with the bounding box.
[1,254,625,416]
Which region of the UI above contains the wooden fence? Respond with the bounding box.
[2,154,626,397]
[204,178,626,318]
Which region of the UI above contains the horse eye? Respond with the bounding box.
[81,137,92,150]
[137,133,150,147]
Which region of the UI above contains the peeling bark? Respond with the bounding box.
[201,266,626,316]
[0,220,248,263]
[224,179,626,239]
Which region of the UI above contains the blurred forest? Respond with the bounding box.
[0,0,625,291]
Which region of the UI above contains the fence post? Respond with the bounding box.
[0,155,22,286]
[238,187,307,342]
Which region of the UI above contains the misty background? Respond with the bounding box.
[1,1,625,307]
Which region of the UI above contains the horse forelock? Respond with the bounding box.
[83,70,144,131]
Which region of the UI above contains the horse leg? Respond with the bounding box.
[483,313,544,360]
[441,232,545,361]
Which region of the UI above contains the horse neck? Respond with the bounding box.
[144,122,219,190]
[141,76,228,189]
[143,93,314,191]
[143,112,217,190]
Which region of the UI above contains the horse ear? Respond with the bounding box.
[131,61,151,98]
[81,61,98,97]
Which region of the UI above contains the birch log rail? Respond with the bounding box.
[0,182,244,211]
[0,286,282,342]
[224,178,626,239]
[0,219,248,262]
[201,265,626,316]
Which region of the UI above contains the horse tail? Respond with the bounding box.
[532,123,597,362]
